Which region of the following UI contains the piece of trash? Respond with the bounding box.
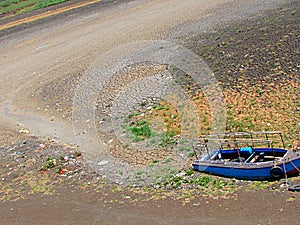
[19,128,29,134]
[175,172,186,177]
[98,160,109,166]
[64,155,73,161]
[59,168,67,175]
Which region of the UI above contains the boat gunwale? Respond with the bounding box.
[193,150,300,169]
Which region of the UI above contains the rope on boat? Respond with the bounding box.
[280,160,300,192]
[283,160,288,184]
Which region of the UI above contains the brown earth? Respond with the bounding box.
[0,0,300,224]
[0,185,299,225]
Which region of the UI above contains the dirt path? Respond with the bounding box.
[1,0,299,224]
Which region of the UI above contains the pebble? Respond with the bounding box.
[98,160,109,166]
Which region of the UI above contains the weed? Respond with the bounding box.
[135,170,144,176]
[148,163,155,168]
[179,146,190,151]
[41,157,57,171]
[166,129,175,137]
[159,134,175,146]
[248,181,270,190]
[128,121,153,142]
[187,151,195,157]
[162,157,172,164]
[185,169,194,176]
[118,169,123,176]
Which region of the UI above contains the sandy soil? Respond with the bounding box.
[0,186,299,225]
[0,0,299,224]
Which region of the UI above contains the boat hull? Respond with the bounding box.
[193,155,300,180]
[192,132,300,180]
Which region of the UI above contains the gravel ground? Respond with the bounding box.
[0,0,300,224]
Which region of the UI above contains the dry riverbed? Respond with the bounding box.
[0,0,300,224]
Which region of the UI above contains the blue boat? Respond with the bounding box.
[192,131,300,180]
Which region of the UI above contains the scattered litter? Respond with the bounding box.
[18,128,29,134]
[64,155,73,161]
[98,160,109,166]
